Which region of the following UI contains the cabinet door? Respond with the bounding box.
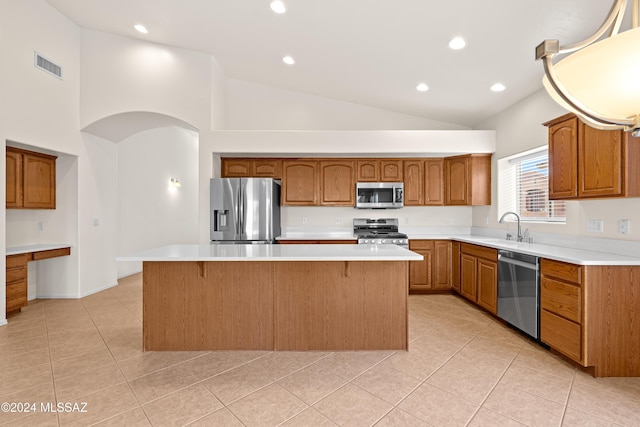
[424,159,444,205]
[356,160,379,181]
[380,160,403,181]
[319,160,355,206]
[451,241,461,293]
[252,159,282,178]
[477,259,498,314]
[432,240,451,289]
[548,117,578,199]
[282,161,318,205]
[22,153,56,209]
[460,254,477,301]
[444,157,468,205]
[579,124,623,197]
[6,149,23,208]
[222,159,251,177]
[403,160,424,205]
[409,241,433,291]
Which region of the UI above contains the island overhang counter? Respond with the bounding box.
[117,244,423,352]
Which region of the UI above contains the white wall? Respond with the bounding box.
[473,89,640,242]
[227,78,468,131]
[78,134,118,296]
[117,127,200,277]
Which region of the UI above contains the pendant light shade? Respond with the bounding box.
[537,0,640,135]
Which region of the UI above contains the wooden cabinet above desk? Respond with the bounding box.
[6,147,57,209]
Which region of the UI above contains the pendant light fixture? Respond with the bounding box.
[536,0,640,136]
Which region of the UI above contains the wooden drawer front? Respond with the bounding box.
[6,266,27,283]
[32,247,70,260]
[540,310,582,363]
[541,277,581,323]
[7,254,30,268]
[460,243,497,261]
[409,240,434,250]
[6,281,27,310]
[6,281,26,299]
[541,258,582,284]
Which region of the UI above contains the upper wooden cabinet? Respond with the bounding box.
[444,154,491,206]
[319,160,355,206]
[222,158,282,179]
[403,160,424,205]
[355,159,403,182]
[424,159,444,205]
[380,160,403,181]
[544,113,640,200]
[282,160,318,205]
[6,147,57,209]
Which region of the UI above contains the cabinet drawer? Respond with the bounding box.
[7,254,30,268]
[541,258,582,284]
[409,240,433,250]
[541,277,581,323]
[6,281,27,299]
[540,310,582,363]
[32,247,70,260]
[6,266,27,283]
[460,243,497,261]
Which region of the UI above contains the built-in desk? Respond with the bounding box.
[6,244,71,316]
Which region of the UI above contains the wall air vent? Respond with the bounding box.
[34,51,63,80]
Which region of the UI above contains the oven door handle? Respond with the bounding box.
[498,255,539,271]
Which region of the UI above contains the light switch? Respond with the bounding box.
[619,219,631,234]
[587,219,604,233]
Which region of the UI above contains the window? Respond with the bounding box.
[498,147,566,223]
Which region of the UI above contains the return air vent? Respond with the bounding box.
[34,51,63,79]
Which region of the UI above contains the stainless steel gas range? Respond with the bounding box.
[353,218,408,249]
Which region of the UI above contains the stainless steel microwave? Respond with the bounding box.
[355,182,404,209]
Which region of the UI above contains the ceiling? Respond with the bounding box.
[45,0,614,128]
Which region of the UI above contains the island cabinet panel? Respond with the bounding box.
[403,160,424,205]
[380,160,403,181]
[319,160,355,206]
[143,261,275,351]
[282,160,318,205]
[356,160,380,181]
[274,261,408,350]
[424,159,444,205]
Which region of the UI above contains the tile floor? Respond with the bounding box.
[1,273,639,426]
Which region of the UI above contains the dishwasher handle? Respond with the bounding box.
[498,254,539,271]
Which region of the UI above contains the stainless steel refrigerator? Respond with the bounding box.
[210,178,281,243]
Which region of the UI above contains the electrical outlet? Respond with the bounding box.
[302,217,308,224]
[404,218,409,225]
[38,221,45,231]
[335,217,341,224]
[93,218,100,227]
[485,216,489,225]
[587,219,604,233]
[619,219,631,234]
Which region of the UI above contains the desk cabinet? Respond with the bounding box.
[6,147,57,209]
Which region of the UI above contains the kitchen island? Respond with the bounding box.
[117,244,422,352]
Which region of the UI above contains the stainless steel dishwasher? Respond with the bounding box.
[497,250,540,339]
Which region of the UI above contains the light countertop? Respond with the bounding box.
[116,244,423,262]
[7,244,72,256]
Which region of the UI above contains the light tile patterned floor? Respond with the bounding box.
[1,273,639,426]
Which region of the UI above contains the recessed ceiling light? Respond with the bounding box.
[270,1,286,14]
[282,56,295,65]
[134,24,148,34]
[416,83,429,92]
[449,37,466,50]
[490,83,506,92]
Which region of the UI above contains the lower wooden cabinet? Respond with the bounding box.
[409,240,451,292]
[451,241,461,293]
[459,243,498,313]
[6,254,30,315]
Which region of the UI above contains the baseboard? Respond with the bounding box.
[36,281,118,300]
[117,270,142,279]
[0,318,7,327]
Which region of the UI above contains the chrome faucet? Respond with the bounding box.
[499,211,525,242]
